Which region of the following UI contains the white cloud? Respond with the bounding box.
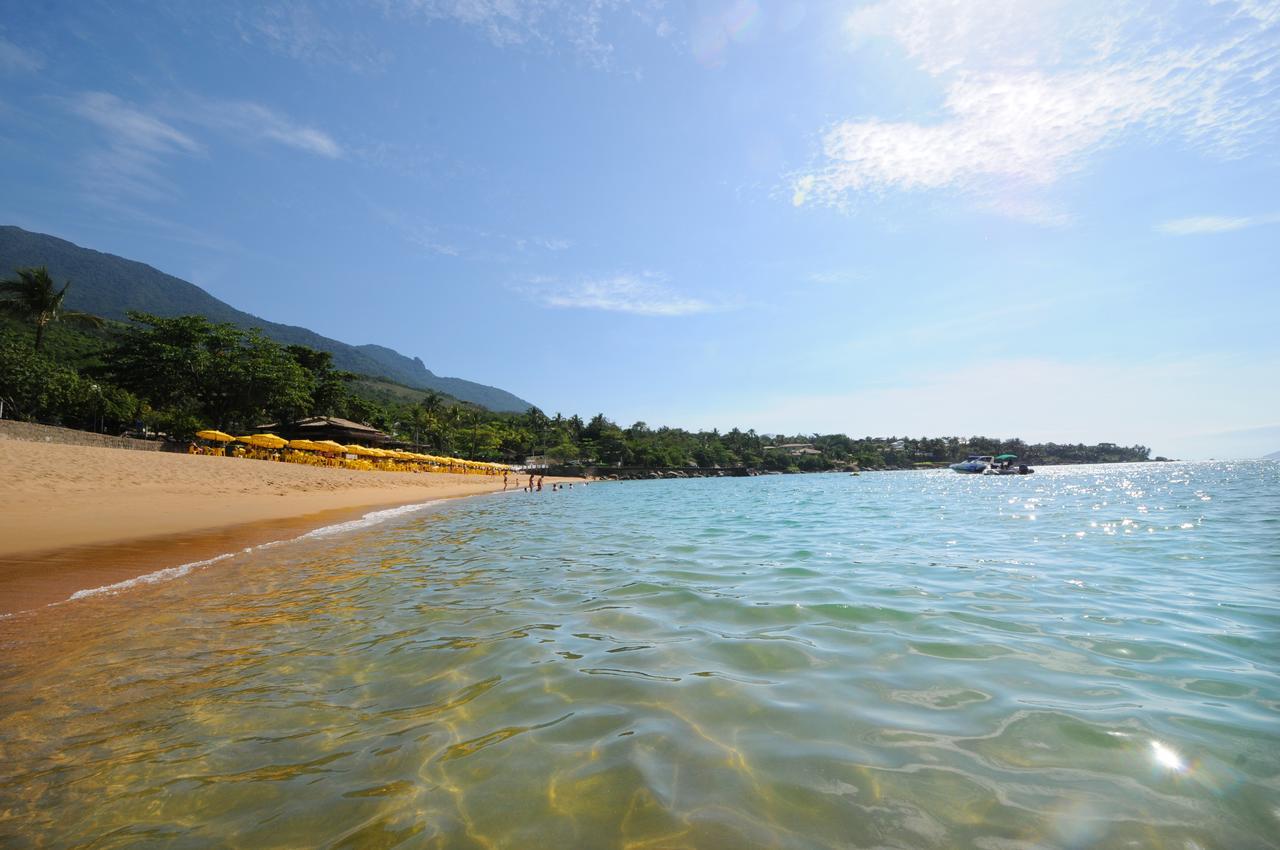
[0,35,44,74]
[72,92,201,156]
[67,91,342,202]
[385,0,669,68]
[519,272,717,316]
[795,0,1280,220]
[70,92,203,200]
[808,269,864,285]
[411,236,460,256]
[190,100,343,158]
[516,236,573,251]
[1157,213,1280,234]
[234,1,391,72]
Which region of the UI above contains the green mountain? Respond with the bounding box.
[0,225,532,412]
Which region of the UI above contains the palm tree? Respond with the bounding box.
[466,408,483,457]
[0,267,104,352]
[420,390,444,417]
[441,405,463,453]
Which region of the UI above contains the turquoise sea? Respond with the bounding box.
[1,462,1278,849]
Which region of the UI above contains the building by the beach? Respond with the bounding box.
[263,416,393,446]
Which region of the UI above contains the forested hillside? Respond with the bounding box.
[0,226,532,411]
[2,306,1153,471]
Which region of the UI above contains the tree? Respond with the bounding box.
[104,313,311,435]
[438,405,463,453]
[0,267,104,352]
[547,440,580,463]
[420,390,444,417]
[0,331,137,430]
[287,346,350,417]
[523,405,549,452]
[465,408,483,456]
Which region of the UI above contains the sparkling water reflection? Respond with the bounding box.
[2,462,1278,848]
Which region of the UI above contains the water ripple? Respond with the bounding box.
[1,461,1278,848]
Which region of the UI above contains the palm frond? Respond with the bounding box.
[61,311,107,330]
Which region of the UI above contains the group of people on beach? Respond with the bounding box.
[501,472,586,493]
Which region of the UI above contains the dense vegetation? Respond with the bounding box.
[1,269,1153,470]
[0,227,533,410]
[1,329,1152,472]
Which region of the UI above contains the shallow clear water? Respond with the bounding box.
[2,462,1278,849]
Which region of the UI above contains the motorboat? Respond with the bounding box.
[982,454,1034,475]
[950,455,993,473]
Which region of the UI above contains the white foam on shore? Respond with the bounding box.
[28,499,451,611]
[296,500,445,540]
[68,552,238,601]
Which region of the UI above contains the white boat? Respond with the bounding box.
[983,454,1035,475]
[949,455,993,473]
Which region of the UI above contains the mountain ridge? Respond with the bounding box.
[0,226,532,411]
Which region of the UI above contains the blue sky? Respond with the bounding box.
[1,0,1277,457]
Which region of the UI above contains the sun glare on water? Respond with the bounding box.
[1151,740,1186,774]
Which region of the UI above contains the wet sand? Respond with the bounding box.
[0,438,566,614]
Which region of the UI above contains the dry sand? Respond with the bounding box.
[0,439,565,614]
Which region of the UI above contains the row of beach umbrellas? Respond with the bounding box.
[194,430,511,471]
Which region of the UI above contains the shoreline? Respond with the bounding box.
[0,438,574,616]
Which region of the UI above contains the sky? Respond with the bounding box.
[1,0,1277,458]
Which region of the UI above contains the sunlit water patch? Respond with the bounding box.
[2,462,1278,848]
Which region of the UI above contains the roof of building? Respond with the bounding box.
[292,416,383,434]
[259,416,391,443]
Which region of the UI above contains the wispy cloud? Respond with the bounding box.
[70,92,203,201]
[373,201,576,259]
[368,204,464,256]
[410,235,461,256]
[234,1,391,72]
[384,0,671,68]
[518,272,717,316]
[793,0,1280,221]
[72,92,201,156]
[0,35,43,74]
[189,100,343,158]
[516,236,573,252]
[66,90,343,202]
[808,269,864,285]
[1157,213,1280,235]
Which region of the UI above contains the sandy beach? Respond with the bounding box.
[0,438,566,614]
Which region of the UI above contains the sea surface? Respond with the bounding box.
[1,462,1278,849]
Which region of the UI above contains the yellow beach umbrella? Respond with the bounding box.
[288,439,319,450]
[247,433,288,449]
[196,429,235,442]
[311,440,347,454]
[344,444,373,456]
